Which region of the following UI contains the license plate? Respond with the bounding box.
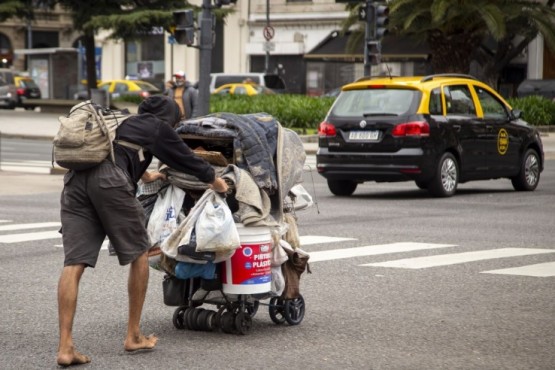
[30,93,39,97]
[349,130,379,141]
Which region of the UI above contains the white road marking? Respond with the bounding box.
[0,222,61,231]
[309,242,456,263]
[0,230,61,243]
[299,235,356,246]
[0,220,11,223]
[481,261,555,277]
[364,248,555,269]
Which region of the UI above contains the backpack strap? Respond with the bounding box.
[114,140,146,162]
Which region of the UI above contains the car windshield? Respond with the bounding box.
[331,88,418,117]
[20,79,39,89]
[135,81,160,92]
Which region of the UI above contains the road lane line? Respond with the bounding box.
[309,242,456,263]
[300,235,356,246]
[481,261,555,277]
[0,222,61,231]
[0,230,61,243]
[364,248,555,269]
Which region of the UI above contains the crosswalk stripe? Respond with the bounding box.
[481,261,555,277]
[0,230,61,243]
[299,235,356,246]
[0,222,61,231]
[0,220,10,223]
[309,242,456,263]
[364,248,555,269]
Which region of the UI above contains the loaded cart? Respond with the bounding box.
[145,112,313,335]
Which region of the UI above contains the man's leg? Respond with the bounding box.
[124,251,158,351]
[57,264,91,366]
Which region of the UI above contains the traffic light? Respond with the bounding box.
[371,3,389,39]
[367,40,381,65]
[173,9,195,46]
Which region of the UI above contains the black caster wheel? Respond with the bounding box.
[284,295,305,325]
[234,312,252,335]
[191,308,205,331]
[184,307,196,330]
[172,305,187,329]
[269,297,286,325]
[221,311,236,334]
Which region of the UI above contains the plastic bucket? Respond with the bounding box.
[221,224,272,294]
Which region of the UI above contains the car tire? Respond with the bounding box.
[428,152,458,197]
[327,179,357,196]
[511,148,540,191]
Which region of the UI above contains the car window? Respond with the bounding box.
[115,83,128,93]
[215,76,260,89]
[99,83,111,92]
[234,86,247,95]
[474,86,509,120]
[443,85,476,116]
[331,88,417,117]
[429,88,443,115]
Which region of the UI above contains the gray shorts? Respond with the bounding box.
[60,161,150,267]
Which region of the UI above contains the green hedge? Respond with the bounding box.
[114,94,335,132]
[507,95,555,126]
[210,94,334,132]
[116,93,555,129]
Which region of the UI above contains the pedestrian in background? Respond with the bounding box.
[165,70,198,120]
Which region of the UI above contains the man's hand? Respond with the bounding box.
[209,177,228,194]
[141,171,166,183]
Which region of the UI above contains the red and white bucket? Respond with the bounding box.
[221,224,272,294]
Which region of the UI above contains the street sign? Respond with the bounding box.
[263,41,275,52]
[263,26,275,41]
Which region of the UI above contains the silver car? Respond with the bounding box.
[0,68,17,109]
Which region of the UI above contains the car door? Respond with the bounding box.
[442,84,487,177]
[472,84,522,175]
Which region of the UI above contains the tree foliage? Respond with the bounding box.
[340,0,555,87]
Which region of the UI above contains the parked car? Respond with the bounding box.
[0,68,17,109]
[209,73,286,93]
[74,79,161,100]
[316,73,544,197]
[14,76,41,110]
[213,83,275,96]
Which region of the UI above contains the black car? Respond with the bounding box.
[14,76,41,110]
[316,74,544,197]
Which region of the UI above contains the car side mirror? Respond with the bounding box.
[512,109,522,119]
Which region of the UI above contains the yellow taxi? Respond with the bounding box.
[317,73,544,197]
[74,79,161,100]
[213,83,275,96]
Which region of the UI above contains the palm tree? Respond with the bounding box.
[389,0,555,86]
[340,0,555,87]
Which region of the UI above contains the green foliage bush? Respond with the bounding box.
[210,94,335,132]
[507,95,555,126]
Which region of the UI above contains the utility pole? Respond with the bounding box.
[197,0,214,116]
[265,0,270,73]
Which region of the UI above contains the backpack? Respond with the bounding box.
[52,100,144,171]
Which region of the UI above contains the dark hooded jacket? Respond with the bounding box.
[114,95,215,186]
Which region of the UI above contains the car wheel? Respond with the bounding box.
[511,149,540,191]
[428,153,458,197]
[327,179,357,196]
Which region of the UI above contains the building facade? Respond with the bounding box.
[0,1,552,98]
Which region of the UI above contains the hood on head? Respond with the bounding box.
[138,95,181,128]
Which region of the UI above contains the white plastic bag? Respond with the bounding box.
[195,192,240,252]
[147,185,186,246]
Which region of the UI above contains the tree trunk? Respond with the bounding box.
[427,30,482,74]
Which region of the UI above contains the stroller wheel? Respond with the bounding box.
[284,295,305,325]
[246,300,260,318]
[269,297,286,325]
[172,306,187,329]
[221,311,236,334]
[234,312,252,335]
[184,307,196,330]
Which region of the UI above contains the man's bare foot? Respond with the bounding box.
[57,348,91,367]
[124,334,158,352]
